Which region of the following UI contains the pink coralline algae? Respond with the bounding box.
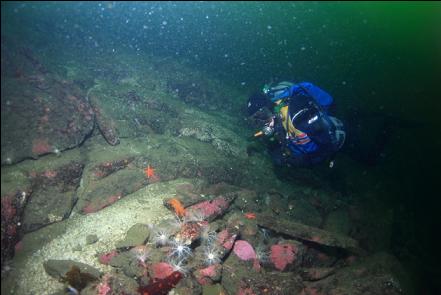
[42,170,57,178]
[96,274,112,295]
[217,229,237,250]
[195,264,222,285]
[99,250,118,265]
[175,221,207,244]
[1,196,16,221]
[106,194,121,204]
[139,271,183,295]
[270,244,297,271]
[14,241,23,253]
[200,264,217,277]
[97,282,111,295]
[82,202,98,214]
[233,240,256,261]
[32,138,51,155]
[237,287,256,295]
[82,194,121,214]
[151,262,174,279]
[187,196,229,220]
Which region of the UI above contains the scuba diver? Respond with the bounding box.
[247,81,346,168]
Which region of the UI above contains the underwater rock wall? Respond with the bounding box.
[0,38,411,295]
[1,41,95,165]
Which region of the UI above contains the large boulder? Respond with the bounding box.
[22,162,84,232]
[301,252,409,295]
[221,250,304,295]
[1,43,94,165]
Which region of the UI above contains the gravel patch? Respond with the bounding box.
[2,180,186,295]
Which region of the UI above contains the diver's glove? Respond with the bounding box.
[262,116,275,136]
[262,124,274,136]
[254,116,275,138]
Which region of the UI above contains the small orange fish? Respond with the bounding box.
[144,165,155,179]
[244,212,256,219]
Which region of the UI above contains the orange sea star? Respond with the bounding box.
[144,165,155,179]
[244,212,256,219]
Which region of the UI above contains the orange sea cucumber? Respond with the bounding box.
[168,198,186,217]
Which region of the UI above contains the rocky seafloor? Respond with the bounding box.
[1,41,411,295]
